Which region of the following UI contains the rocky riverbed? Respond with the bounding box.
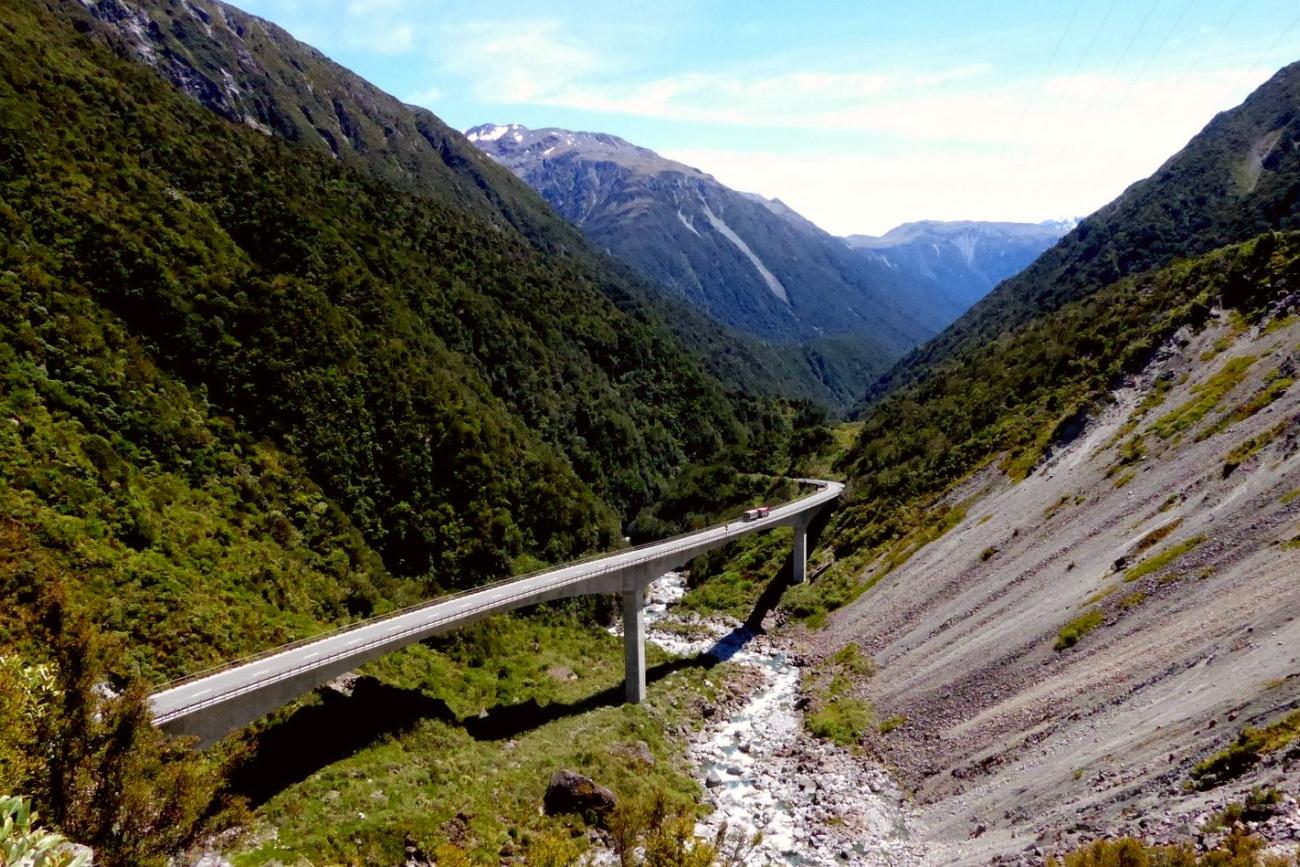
[626,573,948,866]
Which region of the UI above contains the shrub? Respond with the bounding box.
[1191,710,1300,789]
[0,795,89,867]
[808,697,874,746]
[1055,609,1105,650]
[1047,831,1292,866]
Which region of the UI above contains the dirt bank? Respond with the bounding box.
[818,310,1300,864]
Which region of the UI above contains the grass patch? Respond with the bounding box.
[1151,355,1257,441]
[1119,590,1148,610]
[232,611,717,865]
[1222,423,1285,476]
[1190,710,1300,789]
[1204,787,1283,832]
[807,698,874,746]
[1135,518,1184,554]
[1282,488,1300,505]
[877,714,907,734]
[804,643,879,746]
[1055,609,1105,650]
[1211,368,1295,437]
[1047,831,1293,865]
[831,643,876,677]
[1123,536,1206,583]
[1113,469,1137,489]
[880,502,970,575]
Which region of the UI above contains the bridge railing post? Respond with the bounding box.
[623,584,646,703]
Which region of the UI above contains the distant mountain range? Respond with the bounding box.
[844,219,1075,316]
[468,123,1069,408]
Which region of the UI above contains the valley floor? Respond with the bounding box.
[817,310,1300,864]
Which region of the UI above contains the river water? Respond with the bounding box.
[623,572,941,866]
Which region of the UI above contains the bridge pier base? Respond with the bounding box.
[792,519,809,583]
[623,585,646,703]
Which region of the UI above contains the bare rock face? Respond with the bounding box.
[542,770,617,819]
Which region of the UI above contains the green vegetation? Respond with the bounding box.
[0,3,839,864]
[1047,832,1296,866]
[1135,519,1185,554]
[804,645,877,746]
[1223,424,1286,476]
[1119,590,1148,611]
[237,610,726,865]
[1204,787,1283,833]
[1123,537,1207,583]
[807,697,875,747]
[1055,609,1105,651]
[0,0,753,608]
[1151,356,1257,441]
[1210,367,1296,437]
[832,232,1300,584]
[877,714,907,734]
[0,795,89,867]
[1191,710,1300,789]
[831,643,877,677]
[678,530,791,619]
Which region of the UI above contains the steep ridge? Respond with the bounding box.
[844,219,1073,318]
[65,0,831,407]
[0,0,752,629]
[467,123,945,409]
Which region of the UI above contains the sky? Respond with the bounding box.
[234,0,1300,236]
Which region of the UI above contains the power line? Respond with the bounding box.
[1078,0,1163,122]
[1214,7,1300,109]
[1033,0,1087,95]
[1012,0,1086,147]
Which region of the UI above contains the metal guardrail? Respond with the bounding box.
[151,479,840,722]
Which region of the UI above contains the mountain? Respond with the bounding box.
[843,219,1074,316]
[466,122,953,410]
[0,0,774,660]
[63,0,847,410]
[776,60,1300,858]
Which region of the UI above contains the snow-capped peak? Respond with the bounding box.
[465,123,519,143]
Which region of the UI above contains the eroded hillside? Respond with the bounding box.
[819,266,1300,862]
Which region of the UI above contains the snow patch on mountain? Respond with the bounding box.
[700,203,789,303]
[677,210,701,237]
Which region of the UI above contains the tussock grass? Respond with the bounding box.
[1123,536,1206,583]
[1191,710,1300,789]
[1151,356,1257,441]
[1055,609,1105,650]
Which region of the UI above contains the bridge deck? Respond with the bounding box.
[150,478,841,744]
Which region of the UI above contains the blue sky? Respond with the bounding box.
[237,0,1299,234]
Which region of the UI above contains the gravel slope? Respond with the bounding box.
[821,310,1300,863]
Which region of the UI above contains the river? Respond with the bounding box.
[625,572,943,866]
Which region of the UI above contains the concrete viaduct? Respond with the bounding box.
[150,478,842,746]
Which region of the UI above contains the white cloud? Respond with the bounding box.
[406,84,443,108]
[440,20,602,103]
[660,65,1271,235]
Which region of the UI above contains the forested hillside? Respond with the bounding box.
[0,0,762,657]
[64,0,848,409]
